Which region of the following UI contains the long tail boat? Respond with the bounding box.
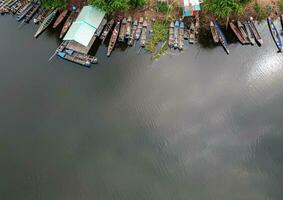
[249,17,263,45]
[16,1,34,21]
[189,22,196,44]
[229,21,246,44]
[100,19,114,42]
[125,16,132,38]
[127,19,137,46]
[237,21,250,44]
[173,20,179,49]
[135,17,143,40]
[210,21,219,43]
[244,21,255,45]
[118,17,127,42]
[168,21,174,48]
[53,9,68,28]
[267,17,282,52]
[59,11,78,39]
[215,21,229,54]
[178,21,184,50]
[107,21,121,57]
[140,20,147,47]
[24,3,40,23]
[34,9,57,38]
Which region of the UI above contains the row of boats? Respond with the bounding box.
[210,16,283,54]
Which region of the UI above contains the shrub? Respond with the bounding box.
[130,0,148,8]
[156,2,169,13]
[279,0,283,13]
[88,0,129,13]
[254,3,269,21]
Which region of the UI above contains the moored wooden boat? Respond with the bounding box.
[244,21,255,45]
[125,16,132,38]
[16,1,34,21]
[229,21,246,44]
[249,17,263,45]
[280,14,283,35]
[107,21,120,57]
[57,51,92,67]
[128,19,137,46]
[237,21,250,44]
[210,21,219,43]
[178,21,184,50]
[168,21,174,48]
[24,3,40,23]
[53,9,68,28]
[100,19,114,42]
[267,17,282,52]
[215,21,229,54]
[59,11,78,39]
[140,20,147,47]
[16,1,30,15]
[34,9,57,38]
[189,22,196,44]
[10,1,22,14]
[173,20,179,49]
[135,17,143,40]
[118,17,127,42]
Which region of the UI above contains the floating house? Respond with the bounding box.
[63,5,106,54]
[182,0,201,17]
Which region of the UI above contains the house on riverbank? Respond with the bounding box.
[181,0,201,17]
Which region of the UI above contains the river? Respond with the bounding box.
[0,15,283,200]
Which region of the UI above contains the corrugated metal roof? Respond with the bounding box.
[63,6,105,47]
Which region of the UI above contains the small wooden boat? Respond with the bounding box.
[178,21,184,50]
[53,9,68,28]
[34,9,57,38]
[125,16,132,38]
[107,21,120,56]
[249,17,263,45]
[173,20,179,49]
[118,17,127,42]
[229,21,246,44]
[267,17,282,52]
[244,21,255,45]
[100,19,114,42]
[33,8,48,24]
[215,21,229,54]
[210,21,219,43]
[24,3,40,23]
[16,1,34,21]
[10,1,22,14]
[140,20,147,47]
[128,19,137,46]
[280,14,283,35]
[135,17,143,40]
[237,21,250,44]
[59,11,77,39]
[189,22,196,44]
[168,21,174,48]
[16,1,30,16]
[57,51,92,67]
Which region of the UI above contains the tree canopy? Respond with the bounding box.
[38,0,68,9]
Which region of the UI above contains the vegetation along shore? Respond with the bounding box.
[1,0,283,66]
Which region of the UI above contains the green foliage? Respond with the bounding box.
[39,0,68,9]
[279,0,283,13]
[254,3,269,21]
[156,2,169,13]
[88,0,129,13]
[130,0,147,8]
[203,0,245,19]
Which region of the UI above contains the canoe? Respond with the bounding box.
[214,21,229,54]
[210,21,219,43]
[53,9,68,28]
[168,21,174,48]
[107,21,120,57]
[24,3,40,23]
[16,1,30,16]
[173,20,179,49]
[229,21,246,44]
[189,22,196,44]
[16,2,34,21]
[135,17,143,40]
[59,11,78,39]
[34,9,57,38]
[118,17,127,42]
[249,17,263,45]
[125,16,132,38]
[128,19,137,46]
[178,21,184,50]
[100,19,114,42]
[140,20,147,47]
[267,17,282,52]
[237,21,250,44]
[244,21,255,45]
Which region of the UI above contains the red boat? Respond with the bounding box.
[53,9,68,28]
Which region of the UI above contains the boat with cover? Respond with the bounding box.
[173,20,179,49]
[100,19,115,42]
[244,21,255,45]
[210,21,219,43]
[125,16,132,38]
[168,21,174,48]
[249,17,263,45]
[53,9,68,28]
[178,21,184,50]
[214,21,229,54]
[229,21,246,44]
[16,1,34,21]
[135,17,143,40]
[140,20,147,47]
[267,17,282,52]
[107,21,120,56]
[118,17,127,42]
[24,3,40,23]
[189,22,196,44]
[34,9,57,38]
[128,19,137,46]
[59,11,78,38]
[237,21,250,44]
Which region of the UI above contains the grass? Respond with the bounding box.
[254,3,269,22]
[279,0,283,13]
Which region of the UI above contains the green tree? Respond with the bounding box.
[130,0,147,8]
[88,0,129,13]
[39,0,68,9]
